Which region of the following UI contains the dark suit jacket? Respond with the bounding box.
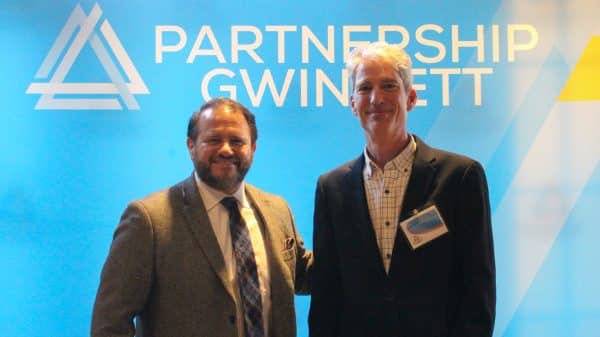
[309,136,495,337]
[91,175,312,337]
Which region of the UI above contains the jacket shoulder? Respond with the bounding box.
[432,147,479,168]
[416,137,482,172]
[421,143,488,189]
[318,156,362,185]
[127,179,187,217]
[245,183,290,208]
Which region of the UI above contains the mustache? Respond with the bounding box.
[210,154,241,165]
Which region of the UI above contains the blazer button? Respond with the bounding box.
[229,315,236,324]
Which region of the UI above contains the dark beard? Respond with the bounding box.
[196,156,251,193]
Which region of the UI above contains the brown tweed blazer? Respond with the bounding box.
[92,175,312,337]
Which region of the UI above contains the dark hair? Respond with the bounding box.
[187,97,258,143]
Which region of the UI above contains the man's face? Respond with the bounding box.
[350,58,417,141]
[186,106,256,194]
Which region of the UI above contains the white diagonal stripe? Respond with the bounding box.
[50,3,102,83]
[493,101,600,337]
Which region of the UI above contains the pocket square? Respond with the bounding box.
[284,237,295,250]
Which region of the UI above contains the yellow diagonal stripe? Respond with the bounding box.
[559,36,600,101]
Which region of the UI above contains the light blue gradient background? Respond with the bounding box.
[1,1,599,336]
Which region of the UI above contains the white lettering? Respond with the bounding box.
[451,24,485,62]
[187,26,225,63]
[155,25,187,63]
[507,24,538,62]
[240,69,295,106]
[201,68,236,100]
[415,24,446,64]
[265,25,297,63]
[231,26,264,63]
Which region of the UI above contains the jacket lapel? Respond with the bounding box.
[345,156,387,278]
[245,186,289,288]
[388,136,438,280]
[245,185,295,337]
[180,175,236,301]
[398,136,437,220]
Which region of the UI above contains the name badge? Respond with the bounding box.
[399,205,448,249]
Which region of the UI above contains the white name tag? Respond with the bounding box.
[399,205,448,250]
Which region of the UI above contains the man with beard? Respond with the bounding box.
[92,98,312,337]
[308,42,495,337]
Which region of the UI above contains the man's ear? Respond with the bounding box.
[407,88,418,112]
[350,94,358,116]
[186,137,195,158]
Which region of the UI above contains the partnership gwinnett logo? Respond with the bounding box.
[26,3,148,110]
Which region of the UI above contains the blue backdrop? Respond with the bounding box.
[2,0,599,336]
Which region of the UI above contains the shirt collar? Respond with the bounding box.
[194,171,249,211]
[364,134,416,178]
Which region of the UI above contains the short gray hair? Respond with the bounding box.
[346,41,413,91]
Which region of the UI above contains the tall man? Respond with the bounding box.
[309,42,495,337]
[92,98,312,337]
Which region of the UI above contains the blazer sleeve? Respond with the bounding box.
[91,202,154,337]
[286,202,313,295]
[450,161,496,337]
[308,176,342,337]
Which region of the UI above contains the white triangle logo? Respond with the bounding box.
[26,3,149,110]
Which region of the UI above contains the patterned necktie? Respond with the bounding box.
[221,197,265,337]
